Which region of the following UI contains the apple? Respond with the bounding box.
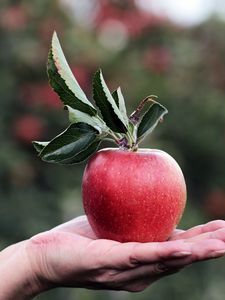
[82,148,186,243]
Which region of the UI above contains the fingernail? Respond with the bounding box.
[171,251,192,258]
[211,250,225,258]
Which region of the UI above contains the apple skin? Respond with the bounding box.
[82,148,186,243]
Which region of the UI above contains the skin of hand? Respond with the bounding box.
[0,218,225,300]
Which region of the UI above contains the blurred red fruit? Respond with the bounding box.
[123,11,163,37]
[71,65,91,91]
[38,18,63,44]
[204,189,225,218]
[95,2,164,38]
[143,47,172,74]
[21,83,61,109]
[13,115,45,143]
[0,5,27,31]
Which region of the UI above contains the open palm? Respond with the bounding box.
[30,216,225,292]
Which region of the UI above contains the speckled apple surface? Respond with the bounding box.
[82,148,186,243]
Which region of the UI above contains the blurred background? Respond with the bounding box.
[0,0,225,299]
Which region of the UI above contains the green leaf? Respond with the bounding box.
[32,141,49,153]
[39,123,99,163]
[93,69,128,133]
[48,32,97,116]
[58,139,101,164]
[65,105,108,134]
[112,87,128,124]
[137,102,168,142]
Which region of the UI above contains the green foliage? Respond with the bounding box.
[48,32,97,116]
[38,34,168,159]
[112,87,128,122]
[93,69,128,133]
[65,106,106,133]
[137,101,168,143]
[39,123,100,163]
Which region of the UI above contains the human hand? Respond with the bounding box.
[26,217,225,295]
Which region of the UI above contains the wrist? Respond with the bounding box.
[0,240,48,300]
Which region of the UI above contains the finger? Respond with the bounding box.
[115,266,182,292]
[209,228,225,242]
[161,238,225,269]
[102,240,192,269]
[191,238,225,260]
[171,220,225,240]
[52,216,98,239]
[114,262,182,284]
[170,229,185,238]
[181,228,225,243]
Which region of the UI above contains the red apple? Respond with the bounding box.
[82,148,186,243]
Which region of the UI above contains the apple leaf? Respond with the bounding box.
[112,87,128,124]
[33,33,170,161]
[48,32,96,116]
[137,102,168,142]
[57,139,101,164]
[32,141,49,153]
[93,70,128,133]
[65,105,108,134]
[39,123,99,163]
